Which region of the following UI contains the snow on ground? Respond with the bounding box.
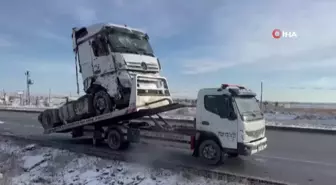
[0,137,244,185]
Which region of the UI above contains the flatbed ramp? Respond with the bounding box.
[44,102,185,134]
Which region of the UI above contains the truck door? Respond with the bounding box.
[90,36,115,76]
[77,42,94,78]
[201,94,238,149]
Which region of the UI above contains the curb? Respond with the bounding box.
[265,125,336,134]
[0,134,291,185]
[0,107,44,113]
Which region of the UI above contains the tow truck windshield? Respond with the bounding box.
[108,28,154,56]
[234,96,263,121]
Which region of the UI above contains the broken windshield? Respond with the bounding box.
[108,29,154,56]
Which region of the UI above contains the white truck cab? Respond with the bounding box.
[71,23,171,117]
[193,84,267,164]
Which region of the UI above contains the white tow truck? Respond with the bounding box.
[40,83,267,165]
[38,23,267,165]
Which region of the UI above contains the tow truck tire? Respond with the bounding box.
[198,140,222,165]
[93,90,114,115]
[106,129,123,150]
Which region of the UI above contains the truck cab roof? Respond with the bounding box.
[198,84,257,97]
[72,23,147,50]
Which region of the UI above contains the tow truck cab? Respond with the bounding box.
[193,84,267,164]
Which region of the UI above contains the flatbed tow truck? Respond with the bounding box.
[38,23,267,165]
[41,83,268,165]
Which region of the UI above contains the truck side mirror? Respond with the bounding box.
[228,112,237,120]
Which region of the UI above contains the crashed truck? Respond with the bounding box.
[38,23,267,165]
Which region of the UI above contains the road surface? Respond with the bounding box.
[0,111,335,185]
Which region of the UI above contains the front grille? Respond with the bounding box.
[126,62,159,71]
[246,127,265,138]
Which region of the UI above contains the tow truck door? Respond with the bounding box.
[200,93,238,149]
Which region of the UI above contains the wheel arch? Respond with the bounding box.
[193,131,222,157]
[86,83,106,94]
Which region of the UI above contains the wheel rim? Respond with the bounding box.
[202,144,217,160]
[108,132,120,149]
[95,97,107,113]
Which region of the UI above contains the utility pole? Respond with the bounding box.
[260,81,263,110]
[2,89,6,105]
[49,88,51,105]
[25,71,34,105]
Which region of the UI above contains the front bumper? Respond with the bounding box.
[237,137,267,156]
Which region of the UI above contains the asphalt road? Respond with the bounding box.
[0,111,336,185]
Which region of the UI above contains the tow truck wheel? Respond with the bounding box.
[107,130,123,150]
[198,140,222,165]
[93,90,115,115]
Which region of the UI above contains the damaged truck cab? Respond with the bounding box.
[39,23,172,129]
[72,23,170,115]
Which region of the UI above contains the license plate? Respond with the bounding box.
[257,144,265,151]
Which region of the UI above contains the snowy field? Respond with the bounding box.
[162,107,336,131]
[0,136,243,185]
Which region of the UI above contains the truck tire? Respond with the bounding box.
[198,140,222,165]
[93,90,114,115]
[106,129,123,150]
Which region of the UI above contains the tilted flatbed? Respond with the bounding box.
[44,98,185,134]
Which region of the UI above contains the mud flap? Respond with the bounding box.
[127,128,140,143]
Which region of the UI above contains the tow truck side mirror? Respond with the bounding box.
[228,112,237,120]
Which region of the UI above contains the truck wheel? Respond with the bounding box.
[93,90,114,115]
[198,140,222,165]
[107,130,123,150]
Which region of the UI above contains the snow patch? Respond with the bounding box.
[0,138,245,185]
[0,120,4,124]
[21,155,47,171]
[0,140,21,153]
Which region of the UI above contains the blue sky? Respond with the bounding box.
[1,0,336,102]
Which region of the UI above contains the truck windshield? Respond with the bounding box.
[234,96,263,121]
[108,30,154,56]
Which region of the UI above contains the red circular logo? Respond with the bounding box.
[272,29,282,39]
